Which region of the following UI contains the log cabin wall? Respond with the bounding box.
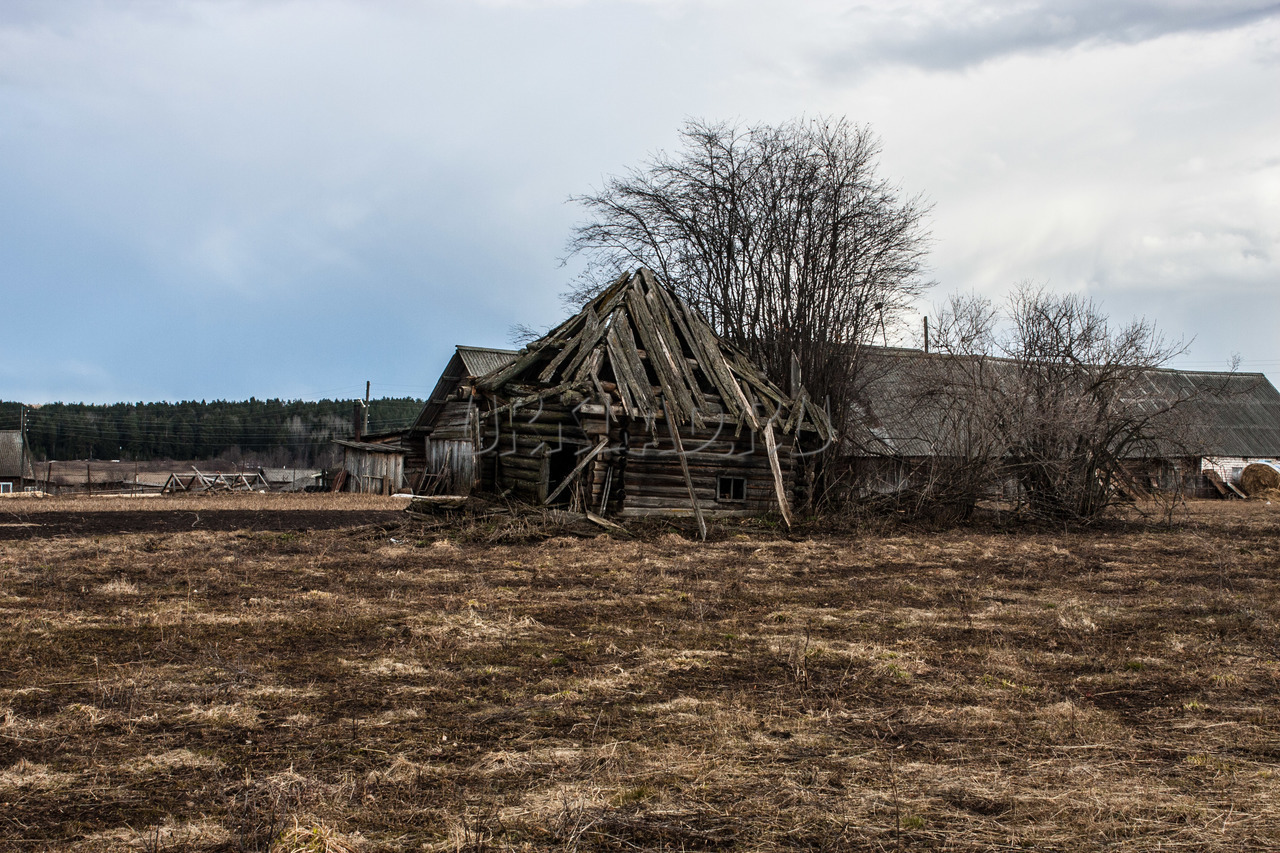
[616,420,795,518]
[479,401,595,505]
[478,406,800,519]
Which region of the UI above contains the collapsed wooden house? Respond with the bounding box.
[460,268,833,526]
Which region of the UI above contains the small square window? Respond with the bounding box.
[0,483,11,494]
[718,475,746,502]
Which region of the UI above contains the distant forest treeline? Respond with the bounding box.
[0,398,424,467]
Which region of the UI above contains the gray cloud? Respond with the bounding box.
[821,1,1280,74]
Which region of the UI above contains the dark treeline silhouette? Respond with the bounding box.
[0,398,423,467]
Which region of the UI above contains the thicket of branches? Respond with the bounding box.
[900,284,1194,521]
[567,117,931,437]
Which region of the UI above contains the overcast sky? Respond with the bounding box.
[3,0,1278,405]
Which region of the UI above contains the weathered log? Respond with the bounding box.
[664,398,706,540]
[764,421,793,528]
[545,436,609,505]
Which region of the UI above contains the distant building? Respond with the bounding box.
[0,430,35,493]
[843,347,1280,500]
[332,433,409,495]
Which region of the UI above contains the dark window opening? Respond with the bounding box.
[718,475,746,502]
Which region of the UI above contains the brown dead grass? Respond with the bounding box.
[0,496,1278,850]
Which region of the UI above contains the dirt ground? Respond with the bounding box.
[0,493,405,540]
[0,495,1278,851]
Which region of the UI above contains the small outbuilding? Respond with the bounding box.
[332,433,409,495]
[0,430,35,494]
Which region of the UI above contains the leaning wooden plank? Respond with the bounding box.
[597,464,614,514]
[642,284,708,416]
[784,387,807,435]
[1203,469,1230,497]
[609,319,659,415]
[605,327,641,417]
[407,495,469,513]
[488,381,577,418]
[544,436,609,505]
[585,511,631,537]
[476,343,548,391]
[537,329,582,384]
[664,398,707,540]
[685,319,744,417]
[693,322,759,430]
[562,307,614,381]
[628,288,695,423]
[763,420,793,528]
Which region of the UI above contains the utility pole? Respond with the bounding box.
[352,382,372,442]
[18,406,27,491]
[923,316,929,355]
[363,381,371,437]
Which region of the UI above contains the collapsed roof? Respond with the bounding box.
[474,268,833,441]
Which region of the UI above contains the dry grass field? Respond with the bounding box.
[1,494,1278,851]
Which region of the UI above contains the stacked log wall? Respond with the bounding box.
[617,421,794,518]
[479,401,594,503]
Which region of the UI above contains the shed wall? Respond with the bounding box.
[342,450,404,495]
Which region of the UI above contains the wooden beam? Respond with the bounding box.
[664,398,706,540]
[544,436,609,506]
[763,420,793,528]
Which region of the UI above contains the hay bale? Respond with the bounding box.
[1239,463,1280,497]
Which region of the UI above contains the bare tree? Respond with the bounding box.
[927,284,1191,521]
[567,117,931,436]
[848,295,1007,520]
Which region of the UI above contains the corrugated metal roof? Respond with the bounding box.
[846,349,1280,459]
[457,346,519,378]
[411,345,520,435]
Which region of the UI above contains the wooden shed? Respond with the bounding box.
[0,430,35,494]
[468,269,832,527]
[333,437,407,495]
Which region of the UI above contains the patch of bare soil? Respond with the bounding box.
[0,494,405,540]
[0,498,1278,851]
